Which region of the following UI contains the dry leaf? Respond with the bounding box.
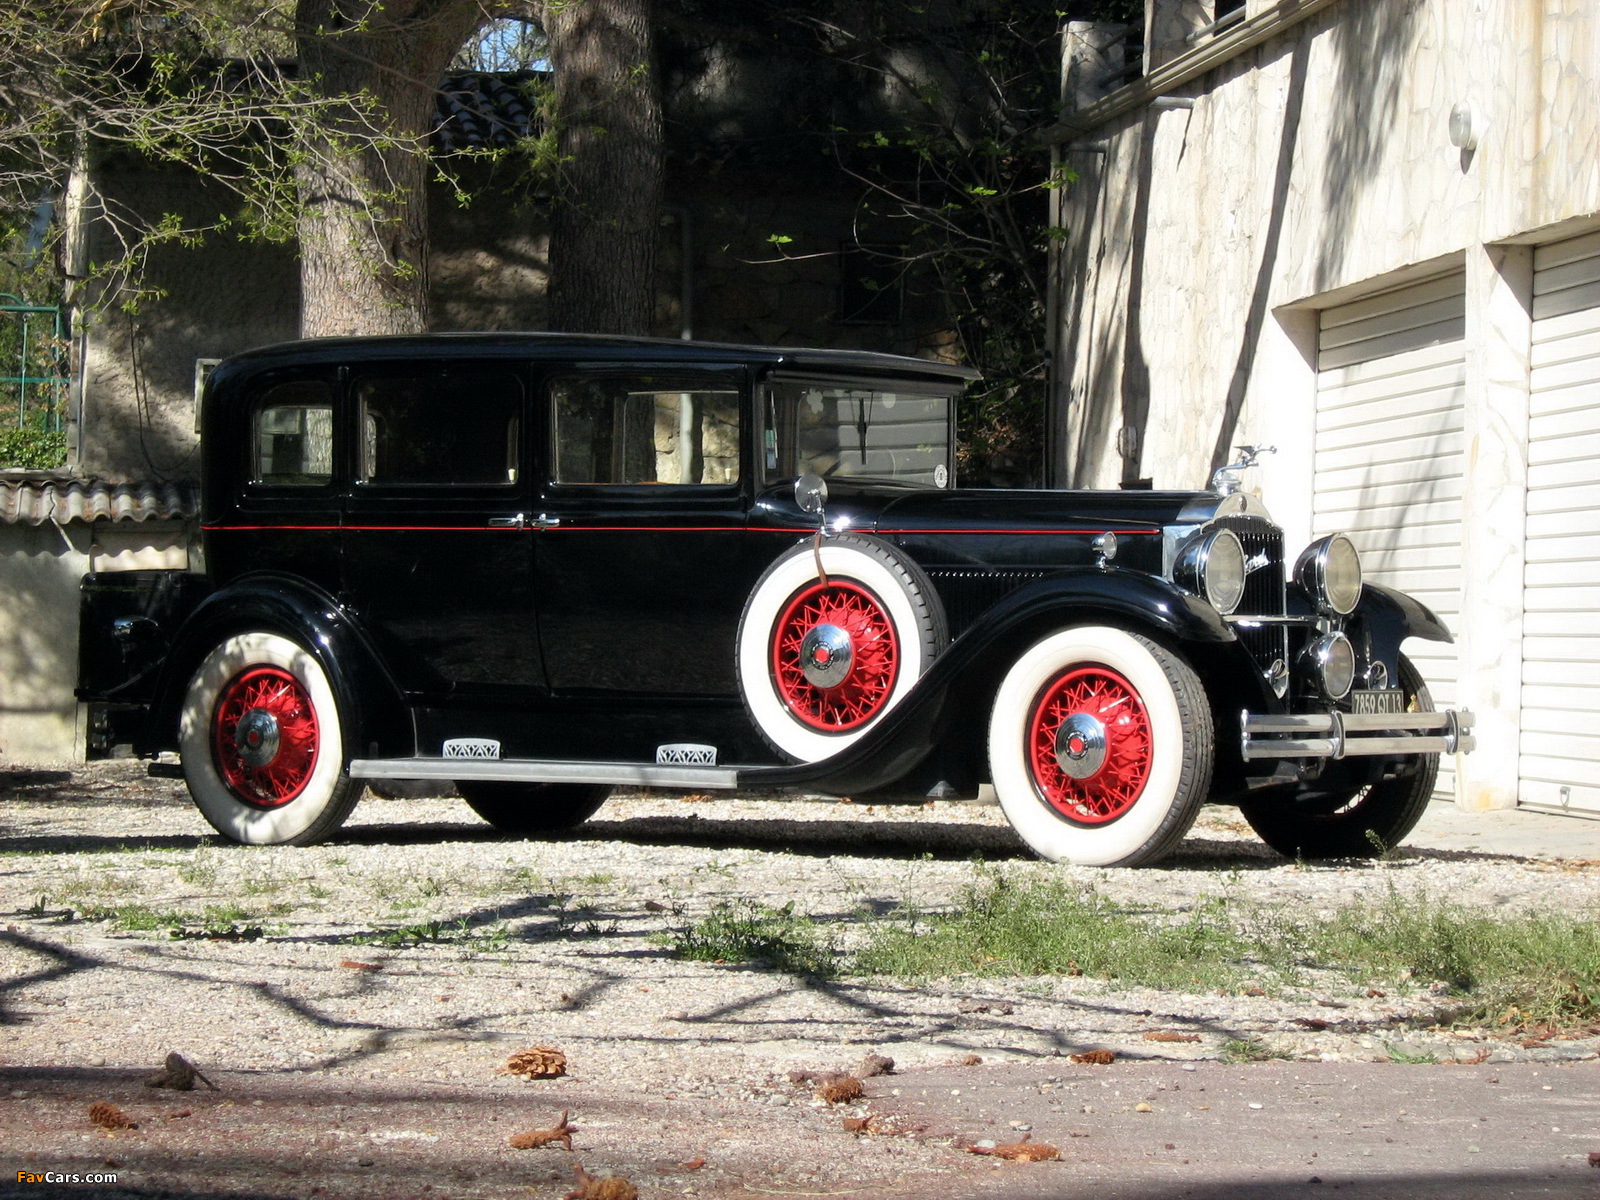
[643,900,669,912]
[964,1133,1059,1162]
[816,1076,864,1105]
[1142,1031,1200,1044]
[509,1110,576,1150]
[503,1046,567,1079]
[340,960,382,971]
[679,1157,705,1170]
[1293,1018,1330,1031]
[1134,1101,1153,1112]
[144,1051,218,1092]
[88,1102,135,1130]
[842,1116,877,1134]
[958,1053,983,1066]
[1069,1050,1115,1065]
[856,1053,895,1078]
[566,1162,638,1200]
[1365,988,1387,998]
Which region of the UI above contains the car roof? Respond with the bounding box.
[216,332,981,387]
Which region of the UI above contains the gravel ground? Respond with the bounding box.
[1,762,1597,1199]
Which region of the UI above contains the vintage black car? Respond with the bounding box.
[78,333,1475,866]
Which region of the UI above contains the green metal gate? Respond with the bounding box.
[0,294,69,468]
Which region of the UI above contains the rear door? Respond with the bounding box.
[340,361,542,700]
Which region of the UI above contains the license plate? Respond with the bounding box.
[1349,689,1404,715]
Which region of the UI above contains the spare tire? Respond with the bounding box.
[735,534,946,761]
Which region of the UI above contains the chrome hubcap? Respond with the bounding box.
[233,707,282,769]
[1054,712,1108,779]
[799,623,854,689]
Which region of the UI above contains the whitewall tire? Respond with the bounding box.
[988,626,1212,867]
[179,631,362,846]
[736,534,946,762]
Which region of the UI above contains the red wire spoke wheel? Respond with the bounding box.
[211,666,321,807]
[1026,666,1152,824]
[770,580,900,731]
[180,631,361,845]
[736,535,946,762]
[988,627,1212,867]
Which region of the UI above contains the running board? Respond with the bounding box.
[347,757,741,790]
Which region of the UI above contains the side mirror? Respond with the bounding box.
[794,472,828,517]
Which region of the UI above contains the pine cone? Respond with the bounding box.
[88,1102,136,1130]
[503,1046,567,1078]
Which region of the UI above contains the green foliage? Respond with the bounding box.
[856,873,1600,1029]
[0,425,66,470]
[666,899,837,978]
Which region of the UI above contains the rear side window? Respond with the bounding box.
[356,370,522,487]
[252,381,335,487]
[551,374,741,486]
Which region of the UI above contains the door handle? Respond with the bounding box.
[488,513,527,529]
[534,513,561,529]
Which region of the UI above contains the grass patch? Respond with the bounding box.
[856,873,1600,1029]
[667,900,836,978]
[348,918,510,955]
[855,873,1259,991]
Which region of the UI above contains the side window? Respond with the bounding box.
[551,375,740,486]
[252,380,334,487]
[356,370,521,487]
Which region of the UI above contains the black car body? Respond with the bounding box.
[78,333,1475,865]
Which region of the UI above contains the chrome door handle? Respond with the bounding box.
[488,513,527,529]
[534,513,561,529]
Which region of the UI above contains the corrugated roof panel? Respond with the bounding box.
[0,479,199,526]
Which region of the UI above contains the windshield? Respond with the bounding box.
[763,380,954,487]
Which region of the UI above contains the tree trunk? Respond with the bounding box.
[545,0,663,336]
[293,1,484,337]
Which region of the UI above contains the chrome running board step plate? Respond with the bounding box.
[1240,708,1475,762]
[348,757,740,789]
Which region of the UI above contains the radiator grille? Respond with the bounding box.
[1216,516,1286,618]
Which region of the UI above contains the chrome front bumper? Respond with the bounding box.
[1240,709,1475,762]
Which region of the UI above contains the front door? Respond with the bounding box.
[340,361,542,701]
[532,366,771,698]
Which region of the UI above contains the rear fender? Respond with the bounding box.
[137,573,412,760]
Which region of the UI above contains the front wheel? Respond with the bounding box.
[455,782,612,834]
[988,627,1213,867]
[1240,655,1438,859]
[179,631,362,845]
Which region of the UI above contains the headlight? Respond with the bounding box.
[1295,533,1363,615]
[1307,631,1356,699]
[1176,528,1246,614]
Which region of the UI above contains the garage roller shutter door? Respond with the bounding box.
[1315,271,1466,798]
[1522,232,1600,816]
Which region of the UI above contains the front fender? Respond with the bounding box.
[743,567,1237,796]
[137,573,412,760]
[1353,583,1452,682]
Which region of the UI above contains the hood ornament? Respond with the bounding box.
[1211,445,1276,496]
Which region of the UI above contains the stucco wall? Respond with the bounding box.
[1056,0,1600,517]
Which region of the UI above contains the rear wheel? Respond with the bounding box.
[1241,655,1438,859]
[455,781,612,834]
[988,626,1213,867]
[179,631,362,846]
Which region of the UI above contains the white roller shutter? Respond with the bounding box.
[1315,271,1466,798]
[1521,232,1600,816]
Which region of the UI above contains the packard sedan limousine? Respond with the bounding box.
[78,333,1474,866]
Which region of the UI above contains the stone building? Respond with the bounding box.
[1047,0,1600,818]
